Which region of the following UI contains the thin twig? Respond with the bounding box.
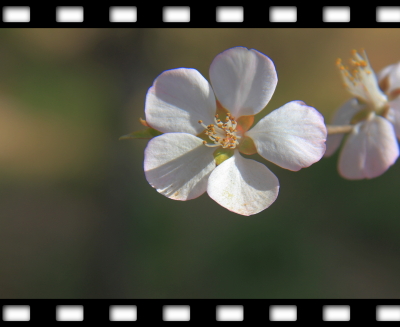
[326,125,353,135]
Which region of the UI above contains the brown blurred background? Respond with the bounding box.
[1,28,400,299]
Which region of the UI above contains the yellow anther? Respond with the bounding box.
[337,49,388,111]
[200,110,239,149]
[198,120,203,124]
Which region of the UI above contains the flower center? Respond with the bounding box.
[337,50,388,112]
[198,112,241,149]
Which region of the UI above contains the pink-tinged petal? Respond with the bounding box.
[325,99,365,157]
[387,97,400,139]
[145,68,216,135]
[338,115,399,180]
[246,101,327,171]
[378,62,400,95]
[209,47,277,117]
[207,152,279,216]
[144,133,216,200]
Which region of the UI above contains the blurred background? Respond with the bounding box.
[1,28,400,299]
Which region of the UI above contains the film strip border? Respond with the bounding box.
[1,301,400,323]
[1,5,400,27]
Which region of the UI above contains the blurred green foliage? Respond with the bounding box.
[0,28,400,299]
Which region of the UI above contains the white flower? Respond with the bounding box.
[143,47,327,216]
[325,50,400,180]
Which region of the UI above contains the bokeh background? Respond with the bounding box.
[1,28,400,299]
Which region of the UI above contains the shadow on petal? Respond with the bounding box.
[145,140,216,200]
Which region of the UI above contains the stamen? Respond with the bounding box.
[199,111,241,149]
[337,50,387,111]
[198,120,209,130]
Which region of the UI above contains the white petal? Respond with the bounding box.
[378,63,397,82]
[209,47,277,117]
[387,97,400,139]
[207,152,279,216]
[144,133,216,200]
[325,99,365,157]
[145,68,216,135]
[378,62,400,95]
[338,115,399,180]
[246,101,327,171]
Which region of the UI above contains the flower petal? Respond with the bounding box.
[338,115,399,180]
[246,101,327,171]
[144,133,216,200]
[325,98,365,157]
[387,97,400,139]
[207,152,279,216]
[145,68,216,135]
[209,47,277,117]
[378,62,400,95]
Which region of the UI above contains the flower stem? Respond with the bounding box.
[326,125,353,135]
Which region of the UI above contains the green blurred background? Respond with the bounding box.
[1,28,400,299]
